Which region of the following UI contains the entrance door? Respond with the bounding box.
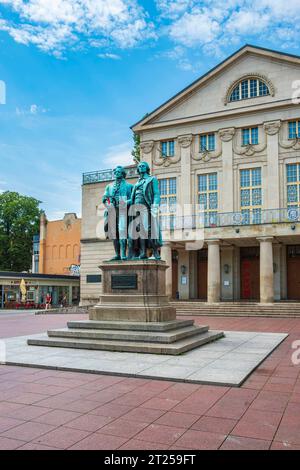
[172,251,178,299]
[240,247,260,300]
[198,250,208,300]
[287,246,300,300]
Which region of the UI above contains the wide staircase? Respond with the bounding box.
[170,301,300,317]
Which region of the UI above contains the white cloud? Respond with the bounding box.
[0,0,155,56]
[169,9,220,47]
[154,0,300,65]
[16,104,48,115]
[98,52,121,60]
[104,142,133,168]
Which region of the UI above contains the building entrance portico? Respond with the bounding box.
[161,237,300,304]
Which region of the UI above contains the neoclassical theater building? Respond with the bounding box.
[80,45,300,306]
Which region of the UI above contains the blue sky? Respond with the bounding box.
[0,0,300,219]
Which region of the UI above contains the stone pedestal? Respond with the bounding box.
[90,260,176,322]
[28,260,224,355]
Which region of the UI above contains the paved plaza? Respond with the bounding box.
[0,311,299,450]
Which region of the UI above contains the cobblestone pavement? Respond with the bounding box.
[0,312,299,450]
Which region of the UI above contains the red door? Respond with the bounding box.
[240,247,260,300]
[198,250,208,300]
[287,246,300,300]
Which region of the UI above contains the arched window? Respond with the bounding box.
[228,77,271,103]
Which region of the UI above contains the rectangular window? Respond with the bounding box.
[200,133,215,152]
[288,121,300,139]
[159,178,177,230]
[161,140,175,157]
[287,163,300,208]
[242,127,259,146]
[240,168,262,224]
[198,173,218,227]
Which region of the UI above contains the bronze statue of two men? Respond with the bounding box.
[103,162,162,261]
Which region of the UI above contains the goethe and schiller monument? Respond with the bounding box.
[28,164,223,354]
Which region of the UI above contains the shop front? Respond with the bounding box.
[0,272,80,309]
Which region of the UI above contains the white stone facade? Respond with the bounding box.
[81,46,300,305]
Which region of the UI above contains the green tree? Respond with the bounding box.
[131,132,141,163]
[0,191,41,272]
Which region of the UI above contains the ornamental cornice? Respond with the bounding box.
[178,134,193,148]
[218,127,236,142]
[263,120,281,135]
[140,140,154,154]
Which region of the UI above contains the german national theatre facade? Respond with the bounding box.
[80,45,300,306]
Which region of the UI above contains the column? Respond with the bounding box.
[258,237,274,304]
[178,135,193,207]
[221,246,234,301]
[69,285,73,306]
[263,120,281,210]
[160,242,172,299]
[273,243,281,301]
[218,127,236,213]
[207,240,221,303]
[178,250,190,300]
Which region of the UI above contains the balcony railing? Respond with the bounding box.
[160,208,300,230]
[83,166,138,185]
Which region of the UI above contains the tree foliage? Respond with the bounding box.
[131,132,140,163]
[0,191,41,272]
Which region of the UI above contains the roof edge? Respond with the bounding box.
[131,44,300,131]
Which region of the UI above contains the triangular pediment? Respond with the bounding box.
[132,45,300,131]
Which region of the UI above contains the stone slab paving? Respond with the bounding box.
[0,312,299,450]
[1,330,287,387]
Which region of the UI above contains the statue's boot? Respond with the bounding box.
[139,240,148,260]
[110,240,121,261]
[149,247,161,260]
[120,239,127,260]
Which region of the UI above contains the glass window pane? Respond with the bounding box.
[252,188,262,206]
[230,85,240,101]
[251,127,259,145]
[241,80,249,99]
[240,169,250,187]
[289,121,297,139]
[161,142,167,156]
[200,135,207,151]
[287,185,298,203]
[287,164,297,183]
[242,129,250,146]
[208,134,215,151]
[241,189,250,207]
[259,81,269,96]
[169,178,176,194]
[209,193,218,209]
[252,208,262,224]
[250,79,257,97]
[252,168,261,186]
[198,175,207,192]
[241,210,250,225]
[199,193,207,209]
[168,140,175,156]
[208,173,217,190]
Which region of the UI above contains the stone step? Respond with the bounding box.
[47,325,209,344]
[28,330,224,355]
[67,319,195,332]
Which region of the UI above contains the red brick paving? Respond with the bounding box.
[0,312,299,449]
